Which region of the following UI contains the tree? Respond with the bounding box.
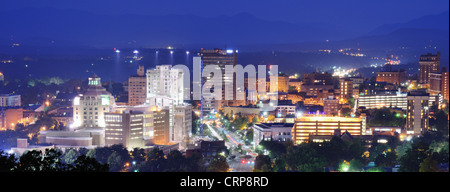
[185,151,205,172]
[419,157,439,172]
[254,155,272,172]
[375,152,397,168]
[273,158,286,172]
[107,151,123,172]
[0,151,17,172]
[206,155,229,172]
[142,148,167,172]
[244,128,254,146]
[398,142,429,172]
[431,110,449,136]
[340,108,351,117]
[131,148,147,164]
[62,149,79,165]
[285,144,326,172]
[71,155,109,172]
[166,150,185,171]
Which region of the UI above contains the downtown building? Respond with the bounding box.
[292,115,366,144]
[419,52,440,84]
[406,91,430,136]
[252,123,294,148]
[146,65,192,148]
[356,90,408,110]
[376,69,407,85]
[198,49,240,114]
[38,75,116,149]
[128,65,147,106]
[0,94,21,107]
[104,105,170,149]
[72,75,115,129]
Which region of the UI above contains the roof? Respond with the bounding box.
[254,123,294,129]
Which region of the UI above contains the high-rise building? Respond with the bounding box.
[419,52,440,84]
[72,75,115,129]
[199,49,238,113]
[406,91,430,136]
[146,65,184,106]
[128,66,147,106]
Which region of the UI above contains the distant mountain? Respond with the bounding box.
[0,7,353,49]
[368,11,449,35]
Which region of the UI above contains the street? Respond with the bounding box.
[205,120,257,172]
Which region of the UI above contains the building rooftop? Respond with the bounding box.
[254,123,295,129]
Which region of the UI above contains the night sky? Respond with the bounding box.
[1,0,448,35]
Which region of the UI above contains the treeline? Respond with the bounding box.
[1,144,229,172]
[253,131,449,172]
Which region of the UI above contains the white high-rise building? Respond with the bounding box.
[146,65,184,106]
[72,75,115,129]
[145,65,192,145]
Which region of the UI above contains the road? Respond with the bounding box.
[228,156,255,172]
[205,120,257,172]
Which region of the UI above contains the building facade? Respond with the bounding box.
[357,91,408,110]
[323,96,339,115]
[376,70,406,85]
[199,49,238,113]
[419,52,440,84]
[146,65,184,106]
[72,75,115,129]
[252,123,294,148]
[406,92,430,136]
[128,65,147,106]
[104,111,145,149]
[0,94,21,107]
[292,116,364,144]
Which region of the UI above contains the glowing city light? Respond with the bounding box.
[133,50,139,54]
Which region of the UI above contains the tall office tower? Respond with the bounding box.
[406,91,430,136]
[128,66,147,106]
[199,49,238,113]
[441,67,449,101]
[146,65,184,106]
[419,52,440,84]
[72,75,115,129]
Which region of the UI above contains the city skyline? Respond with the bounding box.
[1,0,449,183]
